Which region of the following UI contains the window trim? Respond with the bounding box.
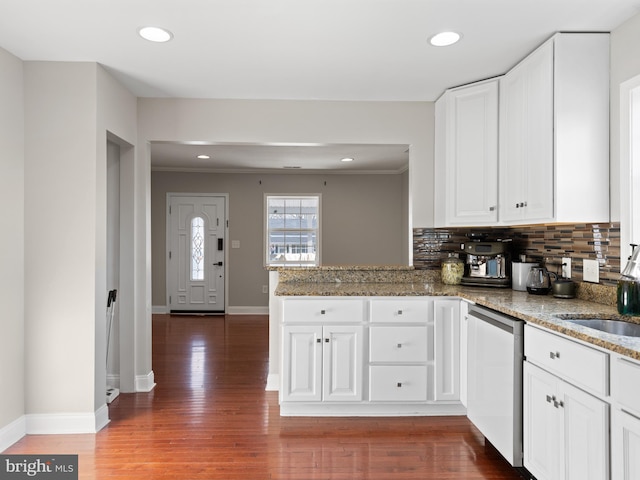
[264,194,322,267]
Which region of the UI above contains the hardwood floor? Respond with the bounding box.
[5,314,526,479]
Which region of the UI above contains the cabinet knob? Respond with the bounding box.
[397,310,403,315]
[325,338,330,343]
[397,382,403,388]
[546,395,553,404]
[316,338,322,343]
[550,351,560,359]
[320,310,326,315]
[397,343,403,348]
[489,206,496,211]
[516,203,520,208]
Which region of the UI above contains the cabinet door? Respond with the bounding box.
[562,381,609,480]
[523,362,562,480]
[459,301,468,407]
[521,41,554,222]
[444,80,499,225]
[282,325,322,402]
[612,409,640,480]
[433,299,460,401]
[499,61,527,222]
[500,40,554,223]
[323,325,363,402]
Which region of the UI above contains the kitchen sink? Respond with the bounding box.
[563,318,640,337]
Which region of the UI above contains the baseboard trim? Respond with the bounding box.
[227,306,269,315]
[25,411,102,435]
[265,374,280,392]
[136,371,156,392]
[152,306,269,315]
[0,416,26,452]
[107,373,120,389]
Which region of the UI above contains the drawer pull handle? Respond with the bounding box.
[546,395,553,404]
[320,310,326,315]
[325,338,330,343]
[397,310,403,315]
[397,382,403,388]
[554,399,564,409]
[316,338,321,343]
[550,351,560,359]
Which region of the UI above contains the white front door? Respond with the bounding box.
[168,194,226,313]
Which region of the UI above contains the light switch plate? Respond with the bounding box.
[583,259,600,283]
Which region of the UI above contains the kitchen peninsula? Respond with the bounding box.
[274,265,640,360]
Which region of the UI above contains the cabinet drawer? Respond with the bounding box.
[524,325,609,395]
[369,326,428,363]
[369,299,431,323]
[612,356,640,418]
[283,299,364,323]
[369,366,427,402]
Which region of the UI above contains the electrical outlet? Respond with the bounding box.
[583,259,600,283]
[562,257,572,279]
[262,285,268,294]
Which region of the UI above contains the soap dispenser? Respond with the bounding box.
[617,243,640,315]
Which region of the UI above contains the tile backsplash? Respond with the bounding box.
[413,223,621,286]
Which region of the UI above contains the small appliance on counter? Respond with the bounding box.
[460,237,511,288]
[552,278,577,298]
[512,261,539,291]
[525,266,556,295]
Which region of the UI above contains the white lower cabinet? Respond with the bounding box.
[433,299,461,402]
[524,326,609,480]
[612,409,640,480]
[612,355,640,479]
[282,324,363,402]
[281,296,464,416]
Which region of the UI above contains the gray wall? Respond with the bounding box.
[152,170,409,309]
[0,46,25,444]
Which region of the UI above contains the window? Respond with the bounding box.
[266,195,320,266]
[191,216,205,280]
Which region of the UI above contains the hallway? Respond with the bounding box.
[5,314,524,479]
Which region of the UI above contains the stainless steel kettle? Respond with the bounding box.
[526,267,557,295]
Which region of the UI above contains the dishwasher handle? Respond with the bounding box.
[468,304,523,335]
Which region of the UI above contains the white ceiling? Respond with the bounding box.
[151,143,410,173]
[2,0,639,171]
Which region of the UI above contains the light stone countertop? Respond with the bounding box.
[275,279,640,361]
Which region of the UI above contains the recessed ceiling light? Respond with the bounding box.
[138,26,173,43]
[429,31,461,47]
[196,154,210,159]
[341,157,354,162]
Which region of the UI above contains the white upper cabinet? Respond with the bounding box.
[499,33,610,224]
[435,79,499,227]
[435,33,610,227]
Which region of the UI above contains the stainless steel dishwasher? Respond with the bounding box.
[466,303,524,467]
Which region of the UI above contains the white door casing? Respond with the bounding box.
[167,194,227,313]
